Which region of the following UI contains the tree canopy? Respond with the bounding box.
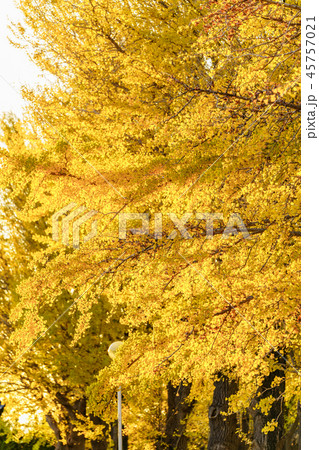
[0,0,300,448]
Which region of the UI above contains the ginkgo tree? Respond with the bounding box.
[0,115,131,449]
[0,0,301,448]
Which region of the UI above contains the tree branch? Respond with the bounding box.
[260,0,301,11]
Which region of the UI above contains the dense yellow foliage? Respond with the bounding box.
[0,0,300,447]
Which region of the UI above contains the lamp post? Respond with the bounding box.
[108,341,124,450]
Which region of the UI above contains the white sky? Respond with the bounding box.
[0,0,43,117]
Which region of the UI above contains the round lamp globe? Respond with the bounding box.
[108,341,124,360]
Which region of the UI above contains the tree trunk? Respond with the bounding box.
[207,374,245,450]
[250,360,285,450]
[46,413,85,450]
[90,414,109,450]
[46,414,64,450]
[110,420,128,450]
[46,397,86,450]
[277,401,300,450]
[156,380,194,450]
[65,427,86,450]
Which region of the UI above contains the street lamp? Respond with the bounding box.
[108,341,124,450]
